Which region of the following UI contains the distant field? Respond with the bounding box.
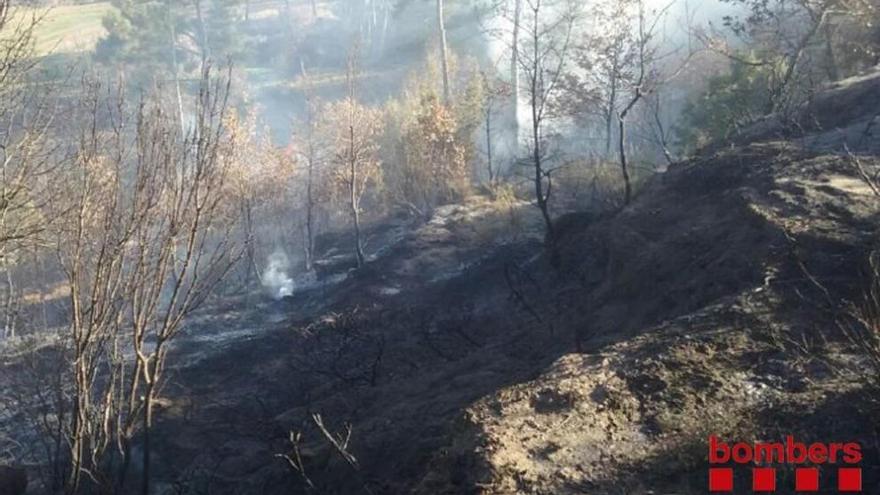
[2,2,115,56]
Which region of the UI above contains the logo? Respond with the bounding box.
[708,435,863,492]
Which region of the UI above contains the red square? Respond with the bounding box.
[709,468,733,492]
[796,468,819,492]
[839,468,862,492]
[753,467,776,492]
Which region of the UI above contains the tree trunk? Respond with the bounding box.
[510,0,522,148]
[604,70,617,158]
[352,199,364,268]
[530,26,553,239]
[116,440,132,495]
[617,115,632,206]
[652,92,674,166]
[823,22,839,81]
[66,388,84,495]
[141,389,153,495]
[437,0,451,105]
[486,106,494,183]
[2,265,16,338]
[305,153,315,271]
[243,199,259,285]
[533,117,553,238]
[167,2,185,135]
[604,109,614,159]
[194,0,210,69]
[349,122,365,267]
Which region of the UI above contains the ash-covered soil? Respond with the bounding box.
[142,138,880,494]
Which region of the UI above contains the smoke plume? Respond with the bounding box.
[262,250,294,299]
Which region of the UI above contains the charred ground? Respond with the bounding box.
[125,73,880,494]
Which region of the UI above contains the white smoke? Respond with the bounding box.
[262,250,294,299]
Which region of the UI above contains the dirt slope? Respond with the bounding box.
[422,68,880,494]
[430,143,880,494]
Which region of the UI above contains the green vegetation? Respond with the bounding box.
[1,2,115,56]
[675,59,775,154]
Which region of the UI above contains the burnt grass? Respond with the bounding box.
[150,201,567,494]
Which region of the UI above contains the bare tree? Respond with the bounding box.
[648,89,675,166]
[323,45,383,267]
[560,0,637,158]
[615,0,657,206]
[52,76,135,494]
[303,99,320,272]
[125,67,241,495]
[0,2,57,346]
[0,2,55,267]
[614,0,686,205]
[52,66,242,495]
[515,0,577,239]
[293,88,325,272]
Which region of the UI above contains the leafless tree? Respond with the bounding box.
[51,66,242,495]
[515,0,578,238]
[648,89,676,166]
[615,1,659,205]
[614,0,690,205]
[323,44,383,268]
[559,0,637,158]
[293,87,326,272]
[0,2,56,269]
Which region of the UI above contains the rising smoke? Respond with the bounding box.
[262,250,295,300]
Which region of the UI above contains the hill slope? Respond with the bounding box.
[420,69,880,494]
[434,143,879,494]
[112,70,880,494]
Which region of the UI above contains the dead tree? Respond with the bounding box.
[54,67,242,495]
[615,0,686,205]
[122,66,241,495]
[516,0,577,239]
